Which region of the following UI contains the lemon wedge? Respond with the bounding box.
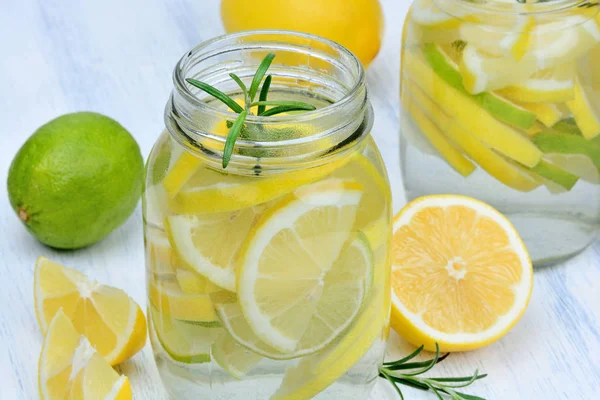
[516,102,564,128]
[148,279,219,324]
[236,180,363,353]
[34,257,147,366]
[391,195,533,352]
[38,309,132,400]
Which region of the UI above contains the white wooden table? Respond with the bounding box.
[1,1,599,399]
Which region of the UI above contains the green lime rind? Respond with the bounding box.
[7,112,143,249]
[530,160,579,190]
[421,44,536,129]
[532,132,600,169]
[180,319,223,328]
[551,118,582,136]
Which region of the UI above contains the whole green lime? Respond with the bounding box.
[7,112,144,249]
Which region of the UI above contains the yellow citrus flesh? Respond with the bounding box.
[148,279,218,323]
[404,50,542,167]
[34,257,147,366]
[516,102,564,128]
[165,206,261,292]
[146,227,177,279]
[221,0,383,66]
[38,310,132,400]
[211,332,264,379]
[497,63,576,104]
[271,244,390,400]
[236,180,363,353]
[566,76,600,139]
[405,80,542,192]
[391,195,533,352]
[217,232,373,360]
[149,306,220,363]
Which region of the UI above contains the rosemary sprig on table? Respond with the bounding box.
[380,344,487,400]
[185,53,316,168]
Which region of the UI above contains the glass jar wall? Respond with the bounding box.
[143,31,392,400]
[400,0,600,265]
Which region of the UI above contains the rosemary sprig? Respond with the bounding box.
[380,343,487,400]
[185,53,316,168]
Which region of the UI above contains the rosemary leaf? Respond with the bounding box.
[257,74,272,115]
[186,79,244,113]
[252,100,316,108]
[249,53,276,101]
[381,370,405,400]
[383,345,424,366]
[428,372,487,385]
[229,73,247,98]
[222,110,247,168]
[259,104,317,117]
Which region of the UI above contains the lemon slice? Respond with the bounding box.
[411,0,476,29]
[217,233,373,359]
[405,79,542,192]
[165,206,259,292]
[271,252,389,400]
[390,195,533,352]
[34,257,147,366]
[148,279,218,324]
[149,306,220,363]
[566,76,600,139]
[236,180,363,353]
[332,153,393,249]
[404,50,542,167]
[211,332,263,379]
[39,310,132,400]
[146,227,177,279]
[175,269,222,295]
[498,63,576,103]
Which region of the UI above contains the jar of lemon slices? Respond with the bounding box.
[401,0,600,265]
[143,31,391,400]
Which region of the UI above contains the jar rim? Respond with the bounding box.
[441,0,593,15]
[172,30,366,125]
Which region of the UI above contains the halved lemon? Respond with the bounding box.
[148,279,219,324]
[218,232,373,359]
[38,309,132,400]
[149,306,220,363]
[211,332,263,379]
[237,180,363,353]
[390,195,533,352]
[165,206,260,292]
[34,257,147,366]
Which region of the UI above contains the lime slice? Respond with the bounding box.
[530,160,578,191]
[150,306,220,363]
[422,43,536,129]
[165,206,260,292]
[218,233,374,360]
[237,180,363,353]
[148,280,218,323]
[211,332,263,379]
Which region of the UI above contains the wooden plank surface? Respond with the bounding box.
[0,0,598,399]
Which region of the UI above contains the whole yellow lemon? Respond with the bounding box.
[221,0,384,67]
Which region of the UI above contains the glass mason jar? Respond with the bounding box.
[400,0,600,266]
[143,31,392,400]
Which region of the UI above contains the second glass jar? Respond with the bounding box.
[400,0,600,265]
